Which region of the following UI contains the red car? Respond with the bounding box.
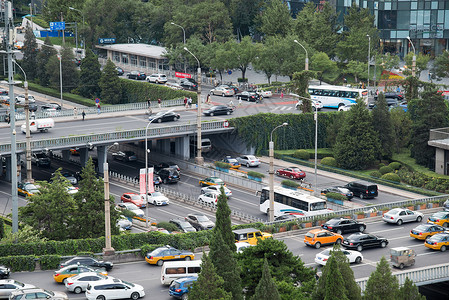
[121,193,146,208]
[275,167,306,180]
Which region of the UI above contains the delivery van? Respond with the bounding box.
[21,118,54,133]
[160,260,201,285]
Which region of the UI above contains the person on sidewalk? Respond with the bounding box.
[82,110,86,121]
[184,97,188,109]
[97,103,101,114]
[188,97,192,108]
[158,98,162,109]
[73,107,77,119]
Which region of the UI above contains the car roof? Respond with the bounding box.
[307,229,328,234]
[188,213,206,217]
[232,228,261,234]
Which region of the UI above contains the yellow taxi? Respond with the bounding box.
[18,182,39,197]
[304,229,343,249]
[410,223,446,240]
[145,246,195,266]
[424,233,449,251]
[233,228,273,245]
[199,177,225,187]
[53,264,107,283]
[221,156,241,169]
[427,211,449,227]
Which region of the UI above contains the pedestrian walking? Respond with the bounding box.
[228,99,234,108]
[184,97,188,108]
[280,91,284,99]
[81,110,86,121]
[206,94,211,104]
[188,97,192,108]
[31,111,36,119]
[73,107,77,119]
[238,98,242,107]
[158,98,162,109]
[147,98,152,114]
[396,86,401,93]
[97,103,101,114]
[147,98,151,108]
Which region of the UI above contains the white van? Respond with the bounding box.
[201,138,212,153]
[160,260,201,285]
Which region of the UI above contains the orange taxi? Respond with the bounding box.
[424,233,449,251]
[427,211,449,227]
[410,223,446,240]
[53,264,107,283]
[304,229,343,249]
[145,245,194,266]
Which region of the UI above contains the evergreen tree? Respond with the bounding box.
[22,26,38,80]
[36,37,57,86]
[72,158,119,239]
[251,258,281,300]
[371,93,394,160]
[323,254,349,300]
[390,107,412,153]
[99,59,122,104]
[78,49,101,98]
[334,100,380,170]
[60,44,80,93]
[0,219,4,240]
[209,230,242,300]
[188,252,232,300]
[397,277,425,300]
[363,256,399,300]
[215,186,236,252]
[259,0,292,37]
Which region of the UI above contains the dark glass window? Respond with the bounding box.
[379,10,397,29]
[397,11,411,29]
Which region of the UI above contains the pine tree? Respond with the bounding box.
[397,277,425,300]
[0,219,4,240]
[323,254,349,300]
[371,93,394,160]
[363,256,399,300]
[78,49,101,98]
[22,26,38,80]
[251,258,281,300]
[60,44,80,93]
[209,230,242,300]
[36,37,57,86]
[99,59,122,104]
[215,186,236,252]
[188,252,232,300]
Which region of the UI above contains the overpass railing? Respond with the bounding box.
[356,262,449,291]
[0,121,231,154]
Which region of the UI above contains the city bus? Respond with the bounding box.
[259,186,332,218]
[308,85,368,109]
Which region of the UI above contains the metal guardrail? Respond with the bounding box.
[356,262,449,291]
[0,121,232,155]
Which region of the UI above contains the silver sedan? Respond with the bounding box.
[0,280,35,299]
[382,208,424,225]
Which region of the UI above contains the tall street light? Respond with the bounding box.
[170,22,185,44]
[103,142,118,256]
[145,109,175,228]
[293,40,308,71]
[40,43,63,108]
[407,36,416,77]
[269,122,288,222]
[184,47,203,165]
[12,60,32,183]
[366,34,370,89]
[69,7,85,56]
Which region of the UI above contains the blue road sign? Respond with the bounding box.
[95,98,100,104]
[98,38,116,44]
[227,70,232,75]
[50,22,65,31]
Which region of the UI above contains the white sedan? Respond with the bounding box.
[314,249,363,266]
[257,90,272,98]
[65,272,109,294]
[382,208,424,225]
[198,192,218,206]
[201,185,232,198]
[236,155,260,167]
[210,86,235,97]
[145,191,170,206]
[15,95,36,104]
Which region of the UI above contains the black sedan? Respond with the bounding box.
[41,103,61,110]
[203,105,233,116]
[321,218,366,235]
[127,71,146,80]
[155,162,180,172]
[235,91,261,102]
[116,67,124,76]
[342,233,388,252]
[149,111,180,123]
[60,256,113,271]
[321,186,354,200]
[112,151,137,162]
[180,78,198,90]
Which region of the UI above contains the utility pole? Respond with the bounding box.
[61,12,65,44]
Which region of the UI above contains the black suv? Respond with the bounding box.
[342,233,388,252]
[344,181,378,199]
[374,92,404,101]
[59,256,113,271]
[127,71,146,80]
[32,152,51,167]
[157,168,180,184]
[180,78,198,90]
[321,218,366,235]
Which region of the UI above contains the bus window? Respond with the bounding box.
[310,202,327,211]
[350,92,358,98]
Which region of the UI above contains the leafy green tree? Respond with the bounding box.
[19,170,76,241]
[206,42,234,83]
[236,238,316,298]
[310,52,338,84]
[209,230,242,299]
[229,0,263,38]
[292,70,316,113]
[403,52,430,78]
[363,256,399,300]
[21,26,39,80]
[188,252,232,300]
[47,45,79,93]
[408,87,449,168]
[252,40,277,84]
[432,50,449,79]
[42,0,84,23]
[389,107,411,153]
[226,36,258,80]
[215,186,236,252]
[251,258,280,300]
[346,60,367,83]
[397,277,425,300]
[36,37,57,87]
[323,254,348,300]
[78,49,102,98]
[72,158,120,239]
[371,93,394,160]
[279,35,311,79]
[259,0,292,37]
[378,53,400,73]
[0,224,47,244]
[99,59,122,104]
[334,100,380,170]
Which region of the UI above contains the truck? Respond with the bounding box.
[21,118,54,133]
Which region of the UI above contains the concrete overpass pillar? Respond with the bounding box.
[79,148,89,167]
[61,150,71,161]
[435,148,446,175]
[4,156,11,182]
[97,146,106,174]
[156,139,170,154]
[175,136,190,160]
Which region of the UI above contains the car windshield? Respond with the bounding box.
[414,225,428,231]
[247,156,256,160]
[130,195,141,200]
[433,212,448,218]
[126,204,139,210]
[326,219,341,225]
[124,151,134,156]
[122,281,134,287]
[36,153,47,158]
[44,290,54,296]
[291,168,301,172]
[212,178,224,185]
[228,159,238,163]
[196,215,209,222]
[388,208,401,214]
[13,281,25,287]
[151,192,163,197]
[210,106,220,110]
[320,249,331,256]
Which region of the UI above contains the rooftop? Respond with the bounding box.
[96,43,168,59]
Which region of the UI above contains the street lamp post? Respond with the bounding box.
[170,22,185,44]
[40,43,63,108]
[367,34,370,89]
[184,47,203,165]
[69,7,85,56]
[293,40,308,71]
[103,142,118,256]
[269,122,288,222]
[407,36,416,77]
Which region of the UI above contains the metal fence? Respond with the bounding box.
[356,263,449,291]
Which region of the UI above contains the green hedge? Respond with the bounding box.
[28,83,95,107]
[370,171,382,178]
[214,161,230,169]
[379,166,393,175]
[321,157,337,167]
[247,171,265,178]
[389,162,402,170]
[0,256,35,272]
[293,150,310,160]
[281,180,300,188]
[40,255,61,270]
[326,192,347,201]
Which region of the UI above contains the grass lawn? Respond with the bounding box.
[37,37,77,48]
[393,149,449,179]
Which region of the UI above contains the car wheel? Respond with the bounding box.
[444,222,448,227]
[356,245,363,252]
[210,112,214,116]
[246,163,250,168]
[62,278,68,284]
[380,241,387,248]
[416,216,422,222]
[173,117,177,121]
[238,96,241,100]
[131,292,139,300]
[156,259,164,266]
[441,245,447,252]
[226,111,231,115]
[336,238,342,244]
[163,178,168,184]
[97,296,106,300]
[157,118,162,123]
[397,219,403,226]
[74,287,82,294]
[359,193,364,199]
[181,294,188,300]
[185,256,191,261]
[314,242,321,249]
[359,225,365,232]
[222,93,225,97]
[336,229,342,235]
[355,256,362,264]
[290,175,295,179]
[399,263,404,269]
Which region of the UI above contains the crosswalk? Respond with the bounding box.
[272,105,295,111]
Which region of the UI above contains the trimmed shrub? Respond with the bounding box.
[381,172,401,182]
[321,157,337,167]
[214,161,230,169]
[281,180,300,188]
[388,162,401,170]
[379,166,393,175]
[157,222,179,232]
[370,171,382,178]
[0,256,35,272]
[293,149,310,160]
[378,163,386,168]
[325,192,347,201]
[247,171,265,178]
[40,255,61,270]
